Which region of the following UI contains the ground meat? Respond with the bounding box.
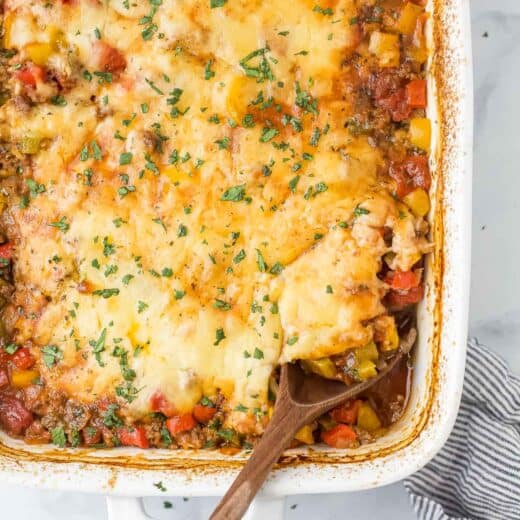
[24,419,51,443]
[176,425,205,449]
[63,400,91,431]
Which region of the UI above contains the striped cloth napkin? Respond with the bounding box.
[404,338,520,520]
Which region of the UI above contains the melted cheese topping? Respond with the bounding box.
[0,0,428,428]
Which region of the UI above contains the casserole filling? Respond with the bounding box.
[0,0,430,450]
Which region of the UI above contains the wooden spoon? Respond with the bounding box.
[210,351,404,520]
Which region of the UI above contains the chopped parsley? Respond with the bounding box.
[313,5,333,15]
[89,328,107,366]
[214,328,226,345]
[204,59,215,80]
[51,427,66,448]
[255,249,267,272]
[41,345,63,368]
[49,217,69,232]
[174,289,186,300]
[213,299,232,311]
[92,288,120,298]
[215,137,230,150]
[239,47,274,83]
[177,223,188,237]
[2,344,19,355]
[353,205,370,216]
[26,178,46,198]
[119,152,133,165]
[288,175,300,193]
[260,127,279,143]
[51,95,67,107]
[103,403,123,428]
[233,249,246,264]
[221,184,245,202]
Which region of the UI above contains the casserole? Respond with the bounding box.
[0,0,472,517]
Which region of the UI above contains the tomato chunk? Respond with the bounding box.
[15,64,45,88]
[94,41,126,74]
[193,404,217,424]
[0,395,33,435]
[330,400,362,425]
[406,79,427,109]
[118,426,149,448]
[321,424,357,448]
[386,284,424,308]
[386,270,420,291]
[0,242,14,260]
[149,391,176,417]
[12,347,36,370]
[166,414,197,435]
[389,155,431,198]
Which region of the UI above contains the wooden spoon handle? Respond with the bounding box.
[210,400,307,520]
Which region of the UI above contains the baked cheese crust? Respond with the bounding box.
[0,0,430,435]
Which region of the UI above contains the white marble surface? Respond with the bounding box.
[2,2,520,518]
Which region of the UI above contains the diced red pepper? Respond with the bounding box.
[15,64,45,88]
[330,400,362,425]
[389,155,431,198]
[406,79,427,109]
[150,391,176,417]
[166,414,197,436]
[83,427,102,446]
[193,404,217,424]
[386,284,424,308]
[12,347,36,370]
[93,41,126,74]
[321,424,357,448]
[0,369,8,388]
[0,395,33,435]
[386,270,420,291]
[118,426,149,449]
[0,243,14,260]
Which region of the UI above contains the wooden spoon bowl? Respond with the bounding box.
[211,351,404,520]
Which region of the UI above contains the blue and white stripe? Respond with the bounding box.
[404,338,520,520]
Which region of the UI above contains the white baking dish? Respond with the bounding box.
[0,0,473,518]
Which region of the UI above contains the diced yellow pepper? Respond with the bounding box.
[357,402,382,431]
[356,359,377,380]
[379,316,400,352]
[25,42,53,66]
[355,341,379,363]
[11,369,40,389]
[369,32,400,68]
[19,137,41,155]
[395,2,423,35]
[409,117,431,151]
[295,424,315,445]
[403,188,430,217]
[2,13,14,48]
[301,358,337,379]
